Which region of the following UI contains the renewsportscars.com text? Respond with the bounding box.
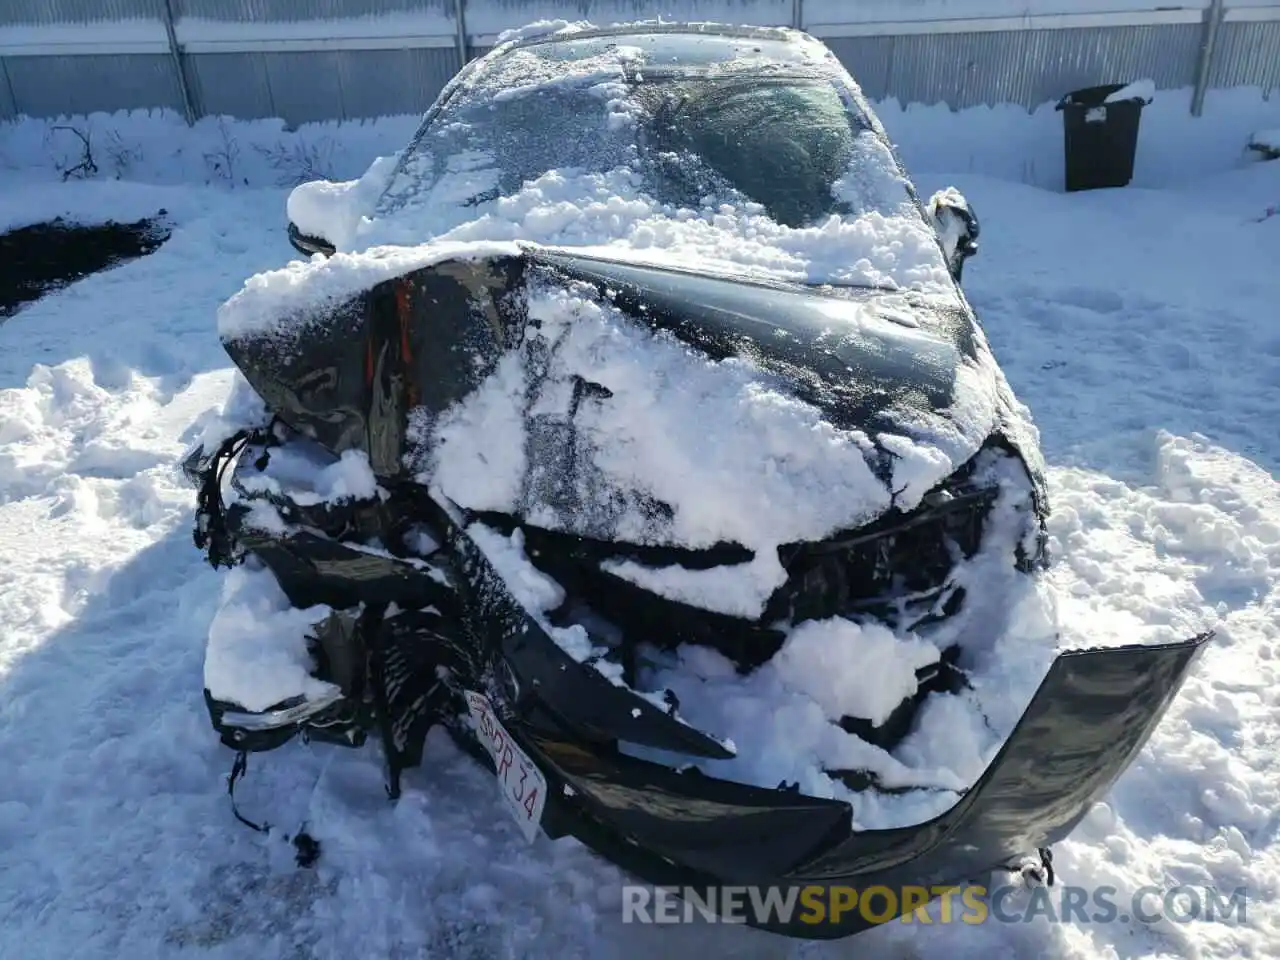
[621,883,1248,927]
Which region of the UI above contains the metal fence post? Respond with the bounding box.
[1192,0,1227,116]
[160,0,197,124]
[0,57,17,121]
[454,0,470,70]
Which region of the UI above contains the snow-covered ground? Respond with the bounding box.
[1,89,1278,959]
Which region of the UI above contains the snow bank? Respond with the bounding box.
[0,179,193,234]
[2,87,1276,196]
[0,111,421,194]
[882,85,1280,189]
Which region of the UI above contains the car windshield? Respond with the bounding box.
[368,38,952,294]
[378,72,879,230]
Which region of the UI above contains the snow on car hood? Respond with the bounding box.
[422,260,998,548]
[218,241,1034,617]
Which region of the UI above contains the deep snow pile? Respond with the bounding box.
[2,100,1280,960]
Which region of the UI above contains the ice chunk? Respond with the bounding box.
[601,553,788,619]
[773,618,941,727]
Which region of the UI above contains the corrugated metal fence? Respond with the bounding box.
[0,0,1276,124]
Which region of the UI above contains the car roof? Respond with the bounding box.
[496,21,830,74]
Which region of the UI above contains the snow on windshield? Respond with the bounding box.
[288,33,953,295]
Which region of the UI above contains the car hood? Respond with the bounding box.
[539,248,979,439]
[220,245,1046,561]
[465,250,1037,547]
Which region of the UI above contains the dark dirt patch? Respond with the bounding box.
[0,214,172,319]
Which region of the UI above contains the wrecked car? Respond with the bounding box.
[184,21,1208,939]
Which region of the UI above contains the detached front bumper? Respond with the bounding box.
[484,631,1208,938]
[439,494,1209,939]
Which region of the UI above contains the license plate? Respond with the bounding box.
[464,690,548,844]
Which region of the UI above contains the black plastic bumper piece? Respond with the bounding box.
[500,631,1209,938]
[425,490,1211,937]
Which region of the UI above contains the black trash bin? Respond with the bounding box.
[1055,82,1153,192]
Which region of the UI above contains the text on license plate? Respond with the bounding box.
[464,690,548,844]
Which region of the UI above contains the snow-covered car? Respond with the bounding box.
[185,21,1208,940]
